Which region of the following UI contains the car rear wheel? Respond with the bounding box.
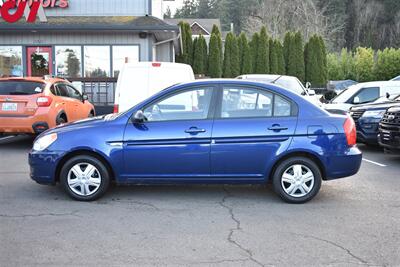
[56,116,67,126]
[272,157,322,204]
[60,155,110,201]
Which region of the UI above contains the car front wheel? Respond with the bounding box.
[60,155,110,201]
[272,157,322,204]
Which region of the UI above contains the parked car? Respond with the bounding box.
[378,106,400,153]
[114,62,195,113]
[0,77,95,135]
[350,94,400,144]
[327,80,358,94]
[390,75,400,81]
[29,79,362,203]
[324,81,400,112]
[236,74,322,105]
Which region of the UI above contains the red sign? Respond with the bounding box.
[0,0,69,23]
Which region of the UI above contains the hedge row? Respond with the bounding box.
[177,23,328,86]
[328,47,400,82]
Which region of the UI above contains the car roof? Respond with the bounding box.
[0,77,67,84]
[354,81,400,87]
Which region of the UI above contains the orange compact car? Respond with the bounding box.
[0,77,95,135]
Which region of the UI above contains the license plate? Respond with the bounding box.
[1,103,18,112]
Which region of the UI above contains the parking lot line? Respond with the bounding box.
[362,158,387,167]
[0,136,15,142]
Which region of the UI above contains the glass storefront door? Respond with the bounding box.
[27,47,52,77]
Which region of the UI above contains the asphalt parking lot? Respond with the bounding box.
[0,136,399,267]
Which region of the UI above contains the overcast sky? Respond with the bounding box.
[163,0,184,16]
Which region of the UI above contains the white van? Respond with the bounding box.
[324,81,400,112]
[114,62,195,113]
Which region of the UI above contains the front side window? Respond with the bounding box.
[0,46,23,77]
[353,87,379,104]
[221,87,273,118]
[55,46,82,78]
[143,88,213,122]
[56,84,69,97]
[84,46,110,78]
[66,85,82,100]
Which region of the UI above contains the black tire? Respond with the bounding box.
[56,115,67,126]
[60,155,110,201]
[272,157,322,204]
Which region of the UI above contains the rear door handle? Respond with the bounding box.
[268,125,288,132]
[185,127,206,134]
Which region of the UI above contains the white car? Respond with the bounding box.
[237,74,321,105]
[114,62,195,113]
[324,81,400,112]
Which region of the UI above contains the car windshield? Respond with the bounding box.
[244,76,306,95]
[331,85,359,103]
[0,81,45,95]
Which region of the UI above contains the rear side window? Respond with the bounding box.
[0,81,45,95]
[220,86,295,118]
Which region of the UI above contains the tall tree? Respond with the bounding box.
[199,35,208,75]
[283,32,293,74]
[292,31,305,82]
[211,24,223,65]
[231,35,240,77]
[192,37,203,74]
[275,39,285,75]
[255,26,270,74]
[238,32,252,74]
[269,39,278,74]
[208,33,222,78]
[223,32,234,78]
[250,32,259,73]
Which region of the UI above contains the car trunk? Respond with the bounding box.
[0,80,45,117]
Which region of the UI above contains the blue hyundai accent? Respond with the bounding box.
[29,80,362,203]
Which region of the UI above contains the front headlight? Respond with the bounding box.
[362,110,386,119]
[33,133,58,151]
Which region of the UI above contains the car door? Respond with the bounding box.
[210,85,298,180]
[54,83,71,119]
[65,84,85,121]
[122,86,216,180]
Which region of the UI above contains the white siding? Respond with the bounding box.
[46,0,150,16]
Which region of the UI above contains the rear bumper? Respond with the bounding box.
[324,146,363,180]
[29,150,65,184]
[0,114,53,134]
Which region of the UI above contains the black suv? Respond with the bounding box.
[378,106,400,153]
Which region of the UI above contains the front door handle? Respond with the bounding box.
[268,124,288,132]
[185,127,206,134]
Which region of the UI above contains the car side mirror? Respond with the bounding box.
[386,92,390,99]
[82,94,88,102]
[307,89,316,96]
[132,110,146,123]
[353,96,360,104]
[306,82,311,89]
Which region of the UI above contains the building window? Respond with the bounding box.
[84,46,110,78]
[0,46,23,77]
[112,46,139,78]
[55,46,82,78]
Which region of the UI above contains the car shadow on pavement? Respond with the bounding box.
[0,135,35,149]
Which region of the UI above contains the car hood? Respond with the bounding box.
[43,114,121,136]
[351,101,400,111]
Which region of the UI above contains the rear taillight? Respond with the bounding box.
[36,96,53,107]
[113,104,119,113]
[344,117,357,146]
[152,62,161,67]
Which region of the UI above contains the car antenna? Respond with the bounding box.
[271,75,283,84]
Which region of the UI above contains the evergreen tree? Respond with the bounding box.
[178,22,193,65]
[231,35,240,77]
[305,35,327,86]
[250,32,259,73]
[283,32,293,73]
[275,39,285,75]
[199,35,208,75]
[292,31,305,82]
[192,37,204,74]
[223,32,234,78]
[208,34,222,78]
[286,33,297,78]
[211,25,223,65]
[238,32,252,74]
[269,39,278,74]
[255,26,270,74]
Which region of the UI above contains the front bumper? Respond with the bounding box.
[29,150,65,185]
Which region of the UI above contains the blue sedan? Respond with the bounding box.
[29,80,362,203]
